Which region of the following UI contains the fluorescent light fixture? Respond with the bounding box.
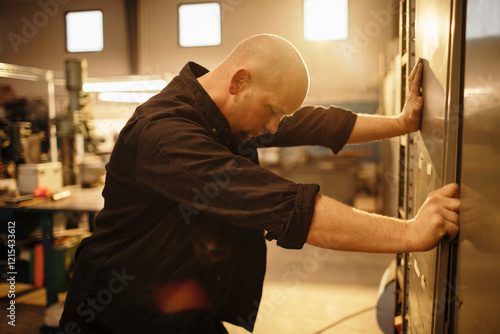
[83,80,167,92]
[66,10,104,52]
[179,3,221,47]
[98,92,156,103]
[304,0,348,41]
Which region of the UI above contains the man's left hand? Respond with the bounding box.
[398,58,424,133]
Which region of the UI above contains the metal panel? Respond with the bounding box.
[405,0,463,332]
[416,0,452,175]
[456,0,500,332]
[407,0,452,331]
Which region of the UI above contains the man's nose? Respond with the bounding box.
[265,116,280,135]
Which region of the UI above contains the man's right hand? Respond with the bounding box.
[407,183,460,251]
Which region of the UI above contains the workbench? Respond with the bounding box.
[0,187,103,306]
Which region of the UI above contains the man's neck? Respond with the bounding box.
[198,71,230,119]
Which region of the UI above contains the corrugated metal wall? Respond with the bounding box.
[0,0,398,105]
[0,0,131,114]
[138,0,398,104]
[0,0,131,77]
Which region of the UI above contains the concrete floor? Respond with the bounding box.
[224,242,394,334]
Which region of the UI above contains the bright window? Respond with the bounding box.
[65,10,104,52]
[179,3,221,47]
[304,0,348,41]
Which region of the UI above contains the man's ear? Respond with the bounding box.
[229,68,250,95]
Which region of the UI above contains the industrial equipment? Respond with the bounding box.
[59,58,95,186]
[387,0,500,333]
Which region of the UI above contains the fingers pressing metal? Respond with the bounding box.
[408,57,423,82]
[446,221,460,241]
[435,183,460,198]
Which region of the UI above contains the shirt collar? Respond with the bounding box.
[180,62,231,138]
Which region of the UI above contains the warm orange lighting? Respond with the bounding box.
[153,280,211,314]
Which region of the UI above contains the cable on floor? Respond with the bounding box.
[309,305,377,334]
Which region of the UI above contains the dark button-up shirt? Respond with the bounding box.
[60,62,357,333]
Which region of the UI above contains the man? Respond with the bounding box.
[60,34,459,333]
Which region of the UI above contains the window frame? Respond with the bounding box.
[178,2,222,48]
[303,0,349,42]
[65,9,104,53]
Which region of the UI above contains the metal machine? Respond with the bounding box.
[391,0,500,333]
[58,58,96,186]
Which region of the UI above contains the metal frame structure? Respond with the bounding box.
[394,0,465,332]
[394,1,416,332]
[0,62,62,164]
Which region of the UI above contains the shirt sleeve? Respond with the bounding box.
[134,116,319,249]
[259,105,357,154]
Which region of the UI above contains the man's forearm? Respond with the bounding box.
[346,113,406,144]
[346,59,423,145]
[306,194,413,253]
[307,184,460,253]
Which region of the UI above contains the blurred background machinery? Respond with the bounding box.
[58,58,95,186]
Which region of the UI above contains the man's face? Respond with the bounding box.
[229,86,295,142]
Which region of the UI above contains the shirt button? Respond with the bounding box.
[224,128,228,133]
[212,128,217,133]
[216,275,221,281]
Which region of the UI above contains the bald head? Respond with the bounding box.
[198,34,310,142]
[218,34,309,101]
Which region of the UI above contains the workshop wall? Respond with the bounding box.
[0,0,398,105]
[138,0,398,104]
[0,0,131,77]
